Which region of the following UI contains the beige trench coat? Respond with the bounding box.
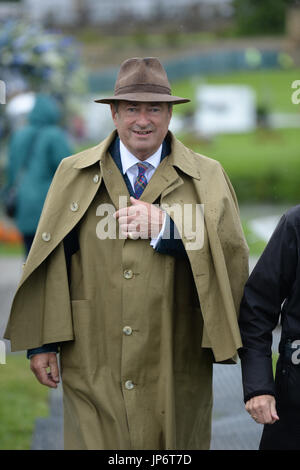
[5,130,249,449]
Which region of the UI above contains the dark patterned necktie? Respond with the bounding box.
[134,162,150,199]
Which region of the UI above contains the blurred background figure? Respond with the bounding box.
[3,93,72,255]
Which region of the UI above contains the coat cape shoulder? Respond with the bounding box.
[4,131,249,362]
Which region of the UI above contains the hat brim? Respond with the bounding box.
[94,92,190,105]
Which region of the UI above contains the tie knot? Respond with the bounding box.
[137,162,149,176]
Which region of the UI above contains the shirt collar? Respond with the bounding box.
[119,139,162,175]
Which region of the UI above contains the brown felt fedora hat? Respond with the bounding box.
[94,57,190,105]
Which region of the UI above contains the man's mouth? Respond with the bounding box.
[132,130,153,136]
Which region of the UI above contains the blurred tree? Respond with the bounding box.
[164,28,181,48]
[0,18,87,170]
[234,0,299,36]
[75,0,90,28]
[132,29,150,48]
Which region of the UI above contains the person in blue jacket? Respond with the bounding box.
[5,93,72,254]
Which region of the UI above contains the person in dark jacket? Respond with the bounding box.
[5,93,72,255]
[239,205,300,450]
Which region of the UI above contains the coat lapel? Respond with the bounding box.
[101,150,131,210]
[140,157,183,204]
[140,131,201,204]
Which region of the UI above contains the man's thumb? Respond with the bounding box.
[271,400,279,420]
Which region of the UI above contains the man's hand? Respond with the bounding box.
[30,352,60,388]
[245,394,279,424]
[114,196,165,239]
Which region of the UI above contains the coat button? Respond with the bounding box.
[123,269,133,279]
[125,380,134,390]
[93,174,99,183]
[123,326,132,336]
[70,202,79,212]
[42,232,51,242]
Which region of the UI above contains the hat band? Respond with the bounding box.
[115,83,171,96]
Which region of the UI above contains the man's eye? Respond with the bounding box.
[127,107,137,112]
[151,107,160,112]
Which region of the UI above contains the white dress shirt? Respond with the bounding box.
[119,139,166,248]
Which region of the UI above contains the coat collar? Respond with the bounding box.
[167,132,201,181]
[72,132,115,169]
[73,130,201,181]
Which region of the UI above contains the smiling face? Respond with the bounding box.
[110,100,172,160]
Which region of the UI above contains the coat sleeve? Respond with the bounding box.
[4,239,75,351]
[238,214,298,402]
[186,160,249,362]
[26,225,80,358]
[27,342,59,359]
[216,166,250,319]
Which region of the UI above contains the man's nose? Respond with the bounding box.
[136,111,150,127]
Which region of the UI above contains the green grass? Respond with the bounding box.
[0,243,23,257]
[0,354,49,450]
[172,68,300,204]
[172,67,300,116]
[180,127,300,202]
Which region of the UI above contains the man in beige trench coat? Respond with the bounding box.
[4,57,249,450]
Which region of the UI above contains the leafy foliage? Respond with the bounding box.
[0,20,86,99]
[234,0,292,35]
